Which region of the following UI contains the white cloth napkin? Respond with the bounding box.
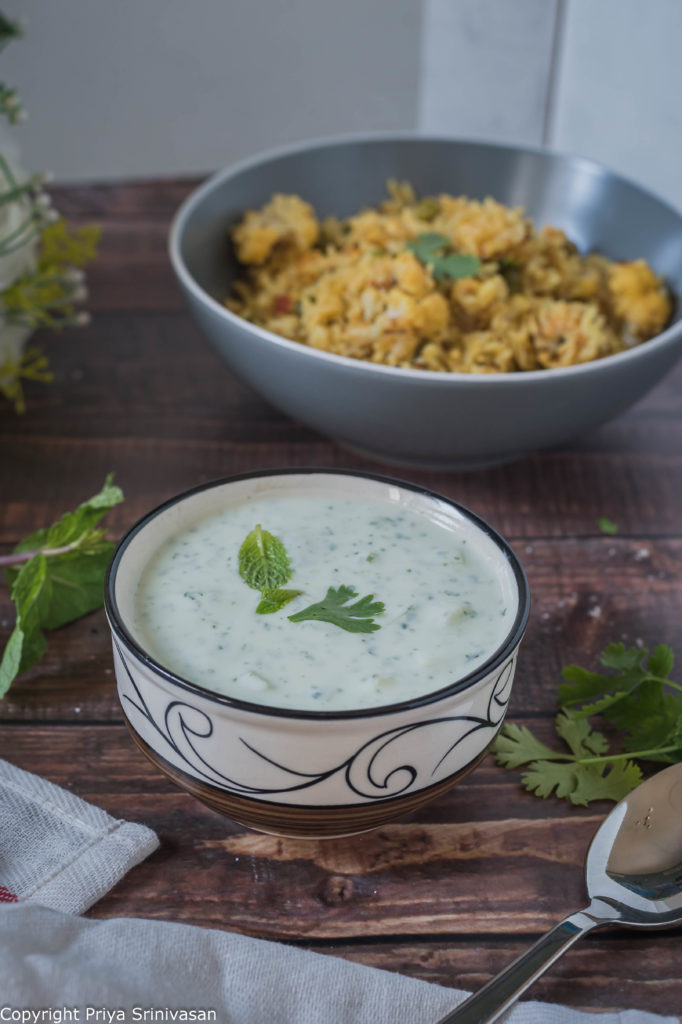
[1,904,678,1024]
[0,758,678,1024]
[0,757,159,913]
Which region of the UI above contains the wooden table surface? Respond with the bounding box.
[1,180,681,1019]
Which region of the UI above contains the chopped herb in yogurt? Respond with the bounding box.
[132,492,517,711]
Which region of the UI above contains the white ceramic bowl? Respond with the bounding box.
[169,134,682,469]
[105,469,529,838]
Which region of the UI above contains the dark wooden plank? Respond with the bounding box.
[1,538,679,721]
[0,725,676,924]
[4,719,681,1014]
[4,724,681,1014]
[326,938,682,1017]
[2,423,682,545]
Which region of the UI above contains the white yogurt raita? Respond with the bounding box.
[131,491,517,711]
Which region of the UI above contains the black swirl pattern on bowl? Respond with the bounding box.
[114,638,514,802]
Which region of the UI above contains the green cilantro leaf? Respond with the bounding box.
[406,233,480,282]
[238,525,292,592]
[256,587,303,615]
[0,476,123,697]
[288,585,384,634]
[491,723,561,769]
[648,643,675,680]
[494,641,682,806]
[521,758,642,807]
[555,710,609,758]
[597,516,619,535]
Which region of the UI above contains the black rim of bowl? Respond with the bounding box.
[105,467,530,721]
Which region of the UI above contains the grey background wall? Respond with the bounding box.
[5,0,682,209]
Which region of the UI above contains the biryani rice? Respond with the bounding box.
[226,182,672,373]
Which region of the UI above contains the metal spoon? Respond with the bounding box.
[437,761,682,1024]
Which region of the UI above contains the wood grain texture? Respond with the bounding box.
[0,180,681,1017]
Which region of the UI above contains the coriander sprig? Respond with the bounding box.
[493,642,682,805]
[237,527,384,631]
[288,585,384,634]
[406,232,480,282]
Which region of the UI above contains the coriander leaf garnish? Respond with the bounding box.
[406,232,480,281]
[597,516,619,535]
[288,584,384,634]
[492,642,682,806]
[238,525,292,592]
[0,475,124,697]
[521,753,642,806]
[256,587,303,615]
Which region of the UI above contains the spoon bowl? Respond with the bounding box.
[438,762,682,1023]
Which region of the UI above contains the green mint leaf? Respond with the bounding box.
[1,477,124,697]
[40,540,116,630]
[12,473,123,556]
[406,232,480,282]
[256,587,302,615]
[288,584,384,634]
[597,516,619,535]
[238,525,292,592]
[0,554,51,697]
[492,723,563,769]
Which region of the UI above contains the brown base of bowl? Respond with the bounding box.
[125,719,494,838]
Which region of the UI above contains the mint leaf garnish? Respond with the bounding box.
[288,584,384,634]
[406,232,480,281]
[0,475,124,697]
[238,525,292,592]
[256,587,303,615]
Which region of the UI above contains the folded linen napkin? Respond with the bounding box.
[0,757,159,913]
[0,759,678,1024]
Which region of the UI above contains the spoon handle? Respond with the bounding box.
[435,910,601,1024]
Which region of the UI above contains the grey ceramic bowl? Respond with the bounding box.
[169,134,682,469]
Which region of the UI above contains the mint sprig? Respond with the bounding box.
[493,642,682,805]
[0,475,124,697]
[406,232,480,282]
[288,585,384,634]
[256,587,302,615]
[237,529,384,631]
[238,525,292,593]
